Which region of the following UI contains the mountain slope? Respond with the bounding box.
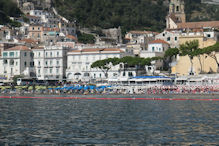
[52,0,168,33]
[0,0,22,25]
[53,0,219,33]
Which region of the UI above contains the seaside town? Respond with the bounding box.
[1,1,219,145]
[0,0,219,95]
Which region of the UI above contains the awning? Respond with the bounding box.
[74,73,81,75]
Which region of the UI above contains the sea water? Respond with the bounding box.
[0,95,218,145]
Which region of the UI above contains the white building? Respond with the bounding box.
[0,46,34,82]
[33,45,68,81]
[125,31,157,55]
[66,48,128,82]
[155,30,180,48]
[140,39,170,75]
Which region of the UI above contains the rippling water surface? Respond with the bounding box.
[0,95,218,145]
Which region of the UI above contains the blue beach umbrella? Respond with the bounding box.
[84,86,89,90]
[89,86,95,90]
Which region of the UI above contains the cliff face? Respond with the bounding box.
[15,0,52,12]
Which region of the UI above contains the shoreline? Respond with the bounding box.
[0,93,219,99]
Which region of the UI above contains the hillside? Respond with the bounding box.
[53,0,219,33]
[52,0,169,33]
[0,0,22,25]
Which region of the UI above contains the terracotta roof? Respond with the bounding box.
[32,46,44,50]
[0,27,10,31]
[129,31,157,35]
[43,27,60,31]
[6,46,31,51]
[177,21,219,29]
[26,14,40,19]
[149,39,169,45]
[71,48,124,53]
[66,35,77,40]
[20,38,38,44]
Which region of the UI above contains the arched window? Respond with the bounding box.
[176,6,179,12]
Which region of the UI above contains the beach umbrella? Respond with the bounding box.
[78,86,83,90]
[83,86,89,90]
[89,86,95,90]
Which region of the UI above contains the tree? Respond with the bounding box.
[202,42,219,72]
[164,48,179,73]
[77,32,96,44]
[192,48,205,73]
[12,75,24,85]
[179,40,199,75]
[91,57,120,78]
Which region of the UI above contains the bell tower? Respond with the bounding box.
[169,0,186,23]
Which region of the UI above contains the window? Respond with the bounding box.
[163,33,165,37]
[56,68,59,74]
[3,52,8,57]
[57,60,59,65]
[16,52,18,57]
[24,52,27,57]
[100,74,102,78]
[128,72,133,77]
[176,6,179,12]
[10,60,14,65]
[4,59,8,64]
[46,52,48,57]
[94,74,96,78]
[50,52,52,57]
[175,37,177,41]
[38,52,41,57]
[24,62,27,67]
[9,52,14,57]
[167,37,170,41]
[16,62,18,66]
[152,47,155,52]
[50,69,52,74]
[207,34,211,38]
[50,60,52,65]
[45,61,48,66]
[57,52,59,56]
[123,72,126,77]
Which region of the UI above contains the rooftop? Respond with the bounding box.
[149,39,169,45]
[6,46,31,51]
[177,21,219,29]
[70,48,124,53]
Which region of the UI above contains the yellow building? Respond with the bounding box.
[172,34,218,76]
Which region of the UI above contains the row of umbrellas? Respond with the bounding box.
[50,85,112,91]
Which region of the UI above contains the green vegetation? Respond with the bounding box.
[77,32,96,44]
[91,56,162,77]
[0,0,22,26]
[185,0,219,21]
[91,58,120,78]
[53,0,168,33]
[53,0,219,33]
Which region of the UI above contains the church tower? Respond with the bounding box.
[166,0,186,29]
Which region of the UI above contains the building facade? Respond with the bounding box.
[33,45,68,81]
[66,48,127,82]
[0,46,34,82]
[140,39,170,75]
